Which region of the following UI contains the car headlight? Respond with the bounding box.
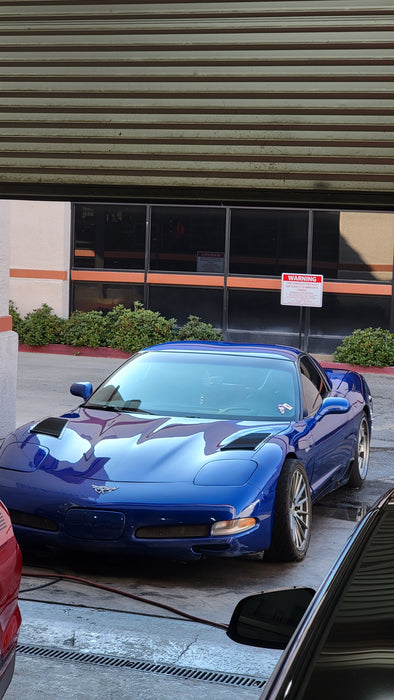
[211,517,257,536]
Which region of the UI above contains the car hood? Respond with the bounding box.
[4,408,289,485]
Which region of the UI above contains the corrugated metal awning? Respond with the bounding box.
[0,1,393,204]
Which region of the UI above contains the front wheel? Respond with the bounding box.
[348,413,370,488]
[265,459,312,562]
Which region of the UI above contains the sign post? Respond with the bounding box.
[281,273,324,350]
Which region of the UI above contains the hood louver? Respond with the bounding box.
[30,417,68,438]
[220,432,270,452]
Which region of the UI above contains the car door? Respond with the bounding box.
[298,356,354,498]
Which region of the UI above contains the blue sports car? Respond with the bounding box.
[0,342,372,562]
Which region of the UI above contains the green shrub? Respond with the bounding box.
[105,302,177,354]
[11,299,225,352]
[9,300,24,337]
[177,315,223,341]
[63,310,106,348]
[334,327,394,367]
[20,303,66,346]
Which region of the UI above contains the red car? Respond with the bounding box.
[0,501,22,698]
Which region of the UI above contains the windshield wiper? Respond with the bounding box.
[84,403,122,412]
[84,402,154,415]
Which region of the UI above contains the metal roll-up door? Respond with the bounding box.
[0,1,393,203]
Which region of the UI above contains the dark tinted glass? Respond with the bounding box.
[150,206,226,272]
[74,204,146,269]
[302,505,394,699]
[300,356,326,415]
[228,290,300,332]
[86,351,298,421]
[230,209,309,275]
[310,293,390,336]
[73,282,144,312]
[149,285,223,327]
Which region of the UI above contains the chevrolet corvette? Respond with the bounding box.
[0,341,372,562]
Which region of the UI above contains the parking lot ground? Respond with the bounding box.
[6,351,394,699]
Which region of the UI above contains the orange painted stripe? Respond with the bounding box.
[75,249,95,257]
[341,264,392,272]
[147,273,224,287]
[0,315,12,332]
[324,281,391,295]
[71,270,145,283]
[228,277,391,296]
[74,250,146,260]
[70,270,392,296]
[228,277,282,290]
[10,269,67,280]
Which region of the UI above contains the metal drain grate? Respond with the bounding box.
[17,643,267,689]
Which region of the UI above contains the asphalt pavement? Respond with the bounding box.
[6,350,394,699]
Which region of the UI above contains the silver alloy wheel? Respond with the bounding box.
[357,415,370,480]
[289,467,310,552]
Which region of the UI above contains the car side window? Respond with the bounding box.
[300,357,327,417]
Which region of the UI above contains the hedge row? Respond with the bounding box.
[10,301,393,366]
[10,301,223,355]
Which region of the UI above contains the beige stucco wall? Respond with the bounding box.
[340,212,394,281]
[9,200,71,317]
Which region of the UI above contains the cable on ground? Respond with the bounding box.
[21,570,228,631]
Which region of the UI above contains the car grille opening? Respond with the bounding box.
[193,544,231,553]
[135,524,210,539]
[9,510,59,532]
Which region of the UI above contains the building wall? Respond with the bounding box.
[6,199,394,354]
[339,213,394,282]
[2,3,394,355]
[9,201,70,317]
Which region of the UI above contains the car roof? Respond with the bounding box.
[143,340,301,362]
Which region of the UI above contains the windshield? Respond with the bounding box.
[85,350,299,421]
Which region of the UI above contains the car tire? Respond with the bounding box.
[348,413,370,489]
[265,459,312,562]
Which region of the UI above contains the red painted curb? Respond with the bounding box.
[18,343,130,359]
[320,361,394,375]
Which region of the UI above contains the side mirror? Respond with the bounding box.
[227,587,315,650]
[70,382,93,401]
[316,397,350,420]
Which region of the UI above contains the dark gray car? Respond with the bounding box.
[227,488,394,699]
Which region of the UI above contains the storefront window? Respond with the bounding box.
[229,209,309,276]
[149,285,223,327]
[73,282,144,312]
[310,293,390,336]
[73,204,146,269]
[312,211,394,281]
[228,289,300,333]
[70,203,394,353]
[150,206,226,272]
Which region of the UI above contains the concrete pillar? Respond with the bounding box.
[0,201,18,437]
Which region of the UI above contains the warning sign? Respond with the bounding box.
[281,273,324,308]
